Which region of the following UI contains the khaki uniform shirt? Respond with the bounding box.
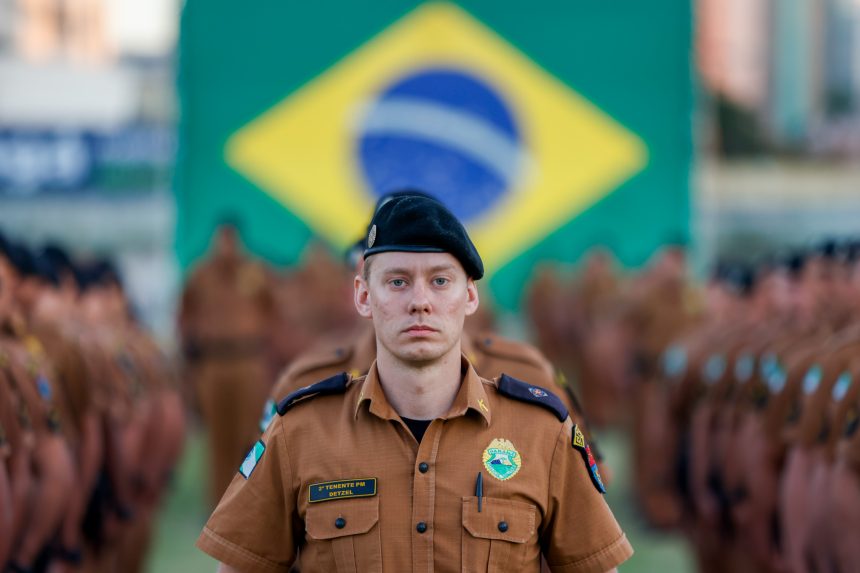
[198,358,632,573]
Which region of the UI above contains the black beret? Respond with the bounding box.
[363,195,484,279]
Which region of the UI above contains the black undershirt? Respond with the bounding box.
[401,417,433,443]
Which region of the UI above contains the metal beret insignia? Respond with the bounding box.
[367,224,377,248]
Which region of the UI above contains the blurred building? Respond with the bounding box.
[0,0,180,339]
[696,0,860,270]
[698,0,860,157]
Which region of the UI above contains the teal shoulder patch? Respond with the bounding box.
[239,440,266,479]
[277,372,350,415]
[497,374,568,421]
[308,478,377,503]
[259,398,277,433]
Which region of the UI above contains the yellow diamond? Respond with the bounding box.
[226,2,647,272]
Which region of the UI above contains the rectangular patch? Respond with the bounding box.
[308,478,377,503]
[239,440,266,479]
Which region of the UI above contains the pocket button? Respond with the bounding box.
[497,521,508,533]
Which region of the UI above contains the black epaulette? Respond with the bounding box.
[497,374,568,422]
[277,372,350,416]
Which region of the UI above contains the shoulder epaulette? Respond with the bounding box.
[497,374,568,422]
[277,372,350,416]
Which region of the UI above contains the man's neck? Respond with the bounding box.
[375,343,463,420]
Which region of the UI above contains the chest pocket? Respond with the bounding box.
[305,496,381,573]
[462,497,538,573]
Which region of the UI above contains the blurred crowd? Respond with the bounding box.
[526,239,860,573]
[0,231,185,573]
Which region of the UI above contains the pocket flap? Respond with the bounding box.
[306,497,379,540]
[462,497,536,544]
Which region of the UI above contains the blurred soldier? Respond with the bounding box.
[829,355,860,572]
[17,250,102,572]
[270,242,359,370]
[0,238,76,572]
[629,245,700,529]
[574,248,628,426]
[179,220,277,507]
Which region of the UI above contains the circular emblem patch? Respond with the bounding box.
[529,387,548,398]
[482,438,522,481]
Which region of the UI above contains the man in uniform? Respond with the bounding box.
[179,219,277,507]
[198,195,632,572]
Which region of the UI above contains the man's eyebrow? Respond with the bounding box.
[380,267,411,276]
[380,264,457,276]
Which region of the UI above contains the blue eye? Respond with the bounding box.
[433,277,449,286]
[391,279,406,287]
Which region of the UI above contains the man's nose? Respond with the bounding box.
[408,282,431,314]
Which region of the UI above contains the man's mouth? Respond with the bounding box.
[405,325,437,334]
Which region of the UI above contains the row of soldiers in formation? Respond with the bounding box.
[0,230,186,573]
[638,242,860,573]
[529,240,860,573]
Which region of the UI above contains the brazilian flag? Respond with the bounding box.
[176,1,692,310]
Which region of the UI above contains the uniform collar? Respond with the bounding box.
[354,354,492,426]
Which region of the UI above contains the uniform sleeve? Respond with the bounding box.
[542,420,633,573]
[196,418,298,573]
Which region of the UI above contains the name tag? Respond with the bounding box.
[308,478,377,503]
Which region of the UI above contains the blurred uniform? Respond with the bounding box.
[179,224,276,506]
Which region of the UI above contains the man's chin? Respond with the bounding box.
[394,344,448,365]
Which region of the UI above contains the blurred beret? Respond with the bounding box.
[363,194,484,280]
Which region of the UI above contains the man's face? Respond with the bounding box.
[354,251,479,365]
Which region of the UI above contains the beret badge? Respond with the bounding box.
[367,225,377,248]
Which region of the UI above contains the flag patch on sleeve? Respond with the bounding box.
[239,440,266,479]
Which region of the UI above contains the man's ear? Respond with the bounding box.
[464,278,480,316]
[354,274,372,318]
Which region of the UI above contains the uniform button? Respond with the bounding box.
[335,518,346,529]
[498,521,508,533]
[418,462,429,473]
[416,522,427,533]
